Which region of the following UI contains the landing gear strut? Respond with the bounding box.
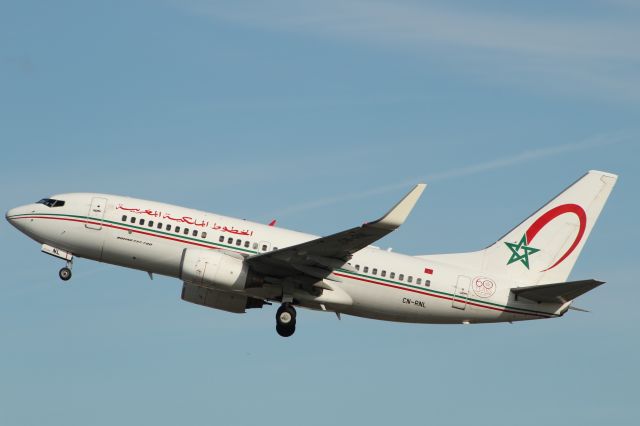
[41,244,74,282]
[276,303,296,337]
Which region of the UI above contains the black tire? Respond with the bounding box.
[59,267,72,281]
[276,323,295,337]
[276,304,296,326]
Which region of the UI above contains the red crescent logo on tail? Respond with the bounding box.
[525,203,587,271]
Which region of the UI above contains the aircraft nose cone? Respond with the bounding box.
[6,205,37,235]
[6,206,26,228]
[6,207,17,223]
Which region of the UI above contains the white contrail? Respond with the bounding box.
[272,133,627,217]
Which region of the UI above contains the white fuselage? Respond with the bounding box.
[6,193,566,324]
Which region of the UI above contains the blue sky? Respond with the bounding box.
[1,1,638,425]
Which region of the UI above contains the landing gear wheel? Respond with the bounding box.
[275,303,297,337]
[276,304,296,325]
[276,323,296,337]
[59,267,72,281]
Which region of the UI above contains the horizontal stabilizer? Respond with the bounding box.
[511,279,604,303]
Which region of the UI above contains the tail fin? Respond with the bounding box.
[481,170,617,284]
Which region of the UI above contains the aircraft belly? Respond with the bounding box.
[63,229,104,262]
[339,279,448,323]
[340,278,534,324]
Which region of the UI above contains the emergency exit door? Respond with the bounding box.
[86,197,107,230]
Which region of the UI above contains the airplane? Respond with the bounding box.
[6,170,617,337]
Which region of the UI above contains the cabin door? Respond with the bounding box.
[452,275,471,310]
[86,197,107,230]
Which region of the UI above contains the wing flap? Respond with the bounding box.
[511,279,604,303]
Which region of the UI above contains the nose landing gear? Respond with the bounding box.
[41,244,74,282]
[58,258,73,281]
[58,266,72,281]
[276,303,297,337]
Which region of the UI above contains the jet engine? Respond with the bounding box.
[180,249,249,290]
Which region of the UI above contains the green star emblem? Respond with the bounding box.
[505,234,540,269]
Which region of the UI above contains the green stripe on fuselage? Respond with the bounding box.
[14,212,556,317]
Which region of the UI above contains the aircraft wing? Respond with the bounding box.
[246,184,426,285]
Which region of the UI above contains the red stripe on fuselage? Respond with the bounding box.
[13,215,220,250]
[17,215,554,318]
[333,272,552,318]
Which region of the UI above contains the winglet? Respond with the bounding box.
[367,183,426,230]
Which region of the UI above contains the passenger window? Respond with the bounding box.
[121,215,127,221]
[363,266,369,273]
[253,242,258,250]
[399,274,404,281]
[355,265,360,271]
[219,236,224,242]
[236,239,242,246]
[228,237,233,244]
[408,276,413,283]
[166,224,171,231]
[425,280,431,287]
[381,270,386,277]
[157,222,162,229]
[244,241,250,248]
[183,228,189,235]
[175,226,181,233]
[201,232,207,238]
[390,272,395,279]
[149,220,154,227]
[417,278,422,285]
[139,219,145,225]
[372,268,378,275]
[261,244,268,251]
[192,230,198,237]
[130,217,136,224]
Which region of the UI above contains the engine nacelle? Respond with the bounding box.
[180,249,249,290]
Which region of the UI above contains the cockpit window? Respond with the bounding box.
[37,198,65,208]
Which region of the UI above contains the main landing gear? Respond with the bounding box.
[276,303,297,337]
